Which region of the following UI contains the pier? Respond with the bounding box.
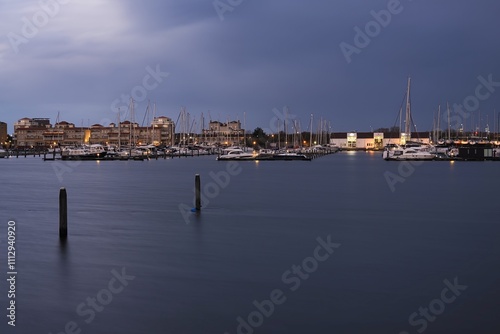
[0,146,339,162]
[1,147,220,161]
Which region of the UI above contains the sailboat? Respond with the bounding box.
[383,78,434,161]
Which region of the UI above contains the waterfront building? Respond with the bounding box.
[14,118,53,147]
[330,132,431,150]
[13,116,175,148]
[201,120,244,145]
[0,121,7,147]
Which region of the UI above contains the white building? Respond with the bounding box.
[330,132,431,150]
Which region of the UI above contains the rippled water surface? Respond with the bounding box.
[1,152,499,333]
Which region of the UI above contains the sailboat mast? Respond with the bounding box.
[320,117,323,145]
[432,111,436,143]
[398,106,403,140]
[447,102,451,140]
[152,102,156,144]
[284,107,288,148]
[310,114,313,147]
[145,100,150,144]
[437,105,441,141]
[201,112,205,144]
[117,108,121,149]
[131,98,135,147]
[277,118,280,150]
[404,77,411,137]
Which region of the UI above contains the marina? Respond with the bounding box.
[2,1,500,332]
[0,143,339,162]
[1,150,499,334]
[2,141,500,161]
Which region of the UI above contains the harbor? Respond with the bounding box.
[0,145,339,161]
[3,141,500,162]
[3,1,500,332]
[1,149,499,334]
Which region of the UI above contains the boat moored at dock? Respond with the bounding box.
[216,148,255,160]
[383,145,434,161]
[61,144,107,160]
[271,152,311,161]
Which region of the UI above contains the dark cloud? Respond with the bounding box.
[1,0,500,133]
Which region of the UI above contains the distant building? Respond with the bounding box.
[13,116,175,148]
[203,120,243,135]
[201,120,244,145]
[150,116,175,146]
[0,121,7,147]
[330,132,431,150]
[14,118,53,147]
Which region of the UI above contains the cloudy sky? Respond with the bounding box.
[1,0,500,134]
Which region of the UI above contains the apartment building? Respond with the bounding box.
[13,116,175,148]
[0,121,7,146]
[201,120,244,145]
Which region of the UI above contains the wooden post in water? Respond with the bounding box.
[59,187,68,239]
[195,174,201,211]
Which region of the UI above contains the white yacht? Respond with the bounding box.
[383,145,434,161]
[382,78,435,161]
[217,148,255,160]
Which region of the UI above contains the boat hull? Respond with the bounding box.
[216,156,255,161]
[271,154,311,161]
[61,152,107,160]
[382,150,434,161]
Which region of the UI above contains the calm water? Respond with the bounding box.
[1,152,499,334]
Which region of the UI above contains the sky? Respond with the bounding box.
[1,0,500,135]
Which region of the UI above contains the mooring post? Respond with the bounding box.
[195,174,201,211]
[59,187,68,239]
